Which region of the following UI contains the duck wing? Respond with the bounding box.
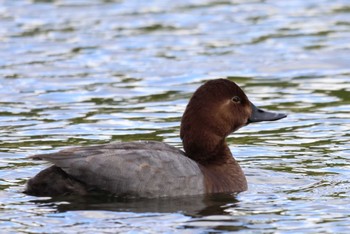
[31,141,205,198]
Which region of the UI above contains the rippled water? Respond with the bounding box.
[1,0,350,233]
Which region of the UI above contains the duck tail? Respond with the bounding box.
[24,166,88,196]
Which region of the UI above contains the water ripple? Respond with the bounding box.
[1,0,350,233]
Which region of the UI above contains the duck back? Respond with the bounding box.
[26,141,205,198]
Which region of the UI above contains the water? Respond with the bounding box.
[1,0,350,233]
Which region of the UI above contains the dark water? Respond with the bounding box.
[1,0,350,233]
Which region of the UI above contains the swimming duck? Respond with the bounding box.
[25,79,286,198]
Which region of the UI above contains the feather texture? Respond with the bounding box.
[30,141,205,198]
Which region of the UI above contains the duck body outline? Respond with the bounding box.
[25,79,286,198]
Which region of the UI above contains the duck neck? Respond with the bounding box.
[182,129,231,163]
[182,134,247,193]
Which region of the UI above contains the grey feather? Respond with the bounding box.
[32,141,205,198]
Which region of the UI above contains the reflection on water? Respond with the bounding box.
[29,193,238,216]
[1,0,350,233]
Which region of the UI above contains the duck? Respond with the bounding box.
[25,79,286,198]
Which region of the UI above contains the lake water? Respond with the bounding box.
[1,0,350,233]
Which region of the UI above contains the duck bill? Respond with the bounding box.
[248,102,287,124]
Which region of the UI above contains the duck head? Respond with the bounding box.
[180,79,286,163]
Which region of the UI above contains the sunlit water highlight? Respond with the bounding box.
[1,0,350,233]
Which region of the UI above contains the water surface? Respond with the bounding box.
[1,0,350,233]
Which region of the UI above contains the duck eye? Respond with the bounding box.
[231,96,241,103]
